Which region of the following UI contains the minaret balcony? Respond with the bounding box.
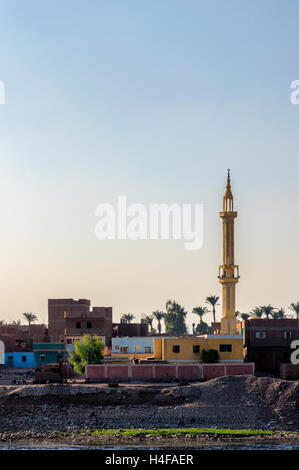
[219,211,238,219]
[218,265,240,279]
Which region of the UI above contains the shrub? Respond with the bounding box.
[200,348,219,363]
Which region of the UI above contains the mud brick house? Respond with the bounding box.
[0,324,48,352]
[48,298,112,346]
[112,319,148,337]
[243,318,299,373]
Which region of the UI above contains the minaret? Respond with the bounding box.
[218,169,240,335]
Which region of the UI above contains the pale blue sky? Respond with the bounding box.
[0,1,298,327]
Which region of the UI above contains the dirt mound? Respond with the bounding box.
[0,383,197,406]
[0,376,297,432]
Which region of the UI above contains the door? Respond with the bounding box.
[7,356,14,367]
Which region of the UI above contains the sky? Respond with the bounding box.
[0,0,299,329]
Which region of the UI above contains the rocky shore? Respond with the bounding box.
[0,375,297,444]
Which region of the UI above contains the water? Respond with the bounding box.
[0,440,298,450]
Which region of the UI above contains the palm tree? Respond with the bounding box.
[289,302,299,321]
[120,313,135,324]
[152,310,165,334]
[192,306,209,323]
[23,312,37,326]
[144,315,154,333]
[11,319,21,325]
[250,307,263,318]
[0,320,5,326]
[271,308,285,319]
[206,295,219,324]
[260,305,275,319]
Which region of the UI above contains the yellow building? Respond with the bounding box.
[153,336,244,363]
[111,335,244,363]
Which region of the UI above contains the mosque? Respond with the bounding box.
[111,171,245,363]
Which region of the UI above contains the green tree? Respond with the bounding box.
[120,313,135,324]
[152,310,165,334]
[164,300,187,335]
[260,305,275,319]
[289,302,299,321]
[68,335,104,374]
[241,313,250,321]
[195,321,211,335]
[0,320,6,326]
[206,295,219,324]
[11,319,21,325]
[23,312,37,326]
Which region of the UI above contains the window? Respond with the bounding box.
[284,331,292,339]
[120,347,128,353]
[172,345,180,353]
[219,344,232,352]
[40,354,46,362]
[145,346,151,353]
[22,356,27,363]
[87,321,92,329]
[283,352,290,362]
[256,332,266,339]
[193,345,200,354]
[66,338,72,344]
[76,322,81,329]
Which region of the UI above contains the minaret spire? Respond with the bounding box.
[218,170,240,335]
[223,168,234,212]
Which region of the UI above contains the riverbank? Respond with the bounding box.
[0,375,297,438]
[0,428,298,449]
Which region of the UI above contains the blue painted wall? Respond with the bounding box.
[4,352,34,368]
[112,337,154,354]
[33,343,65,366]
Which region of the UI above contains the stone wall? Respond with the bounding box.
[86,362,255,382]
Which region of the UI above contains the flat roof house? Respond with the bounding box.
[33,343,65,367]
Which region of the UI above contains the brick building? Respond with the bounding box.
[112,320,148,338]
[243,318,299,372]
[48,299,112,346]
[0,324,48,352]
